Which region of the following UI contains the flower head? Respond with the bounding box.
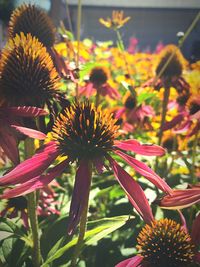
[8,4,55,48]
[99,10,130,30]
[0,33,59,107]
[79,67,120,99]
[137,219,195,267]
[0,100,170,235]
[89,67,108,87]
[155,45,186,79]
[116,214,200,267]
[52,101,119,160]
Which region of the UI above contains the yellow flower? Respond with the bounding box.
[99,10,130,30]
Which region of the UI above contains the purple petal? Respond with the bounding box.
[0,160,68,198]
[174,120,192,134]
[114,140,166,156]
[0,129,19,165]
[191,213,200,247]
[0,141,59,185]
[12,125,46,140]
[115,255,143,267]
[158,188,200,209]
[107,155,154,224]
[115,150,171,194]
[162,114,184,131]
[67,160,91,235]
[2,106,48,117]
[93,157,104,174]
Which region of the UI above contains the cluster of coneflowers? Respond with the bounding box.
[0,4,199,267]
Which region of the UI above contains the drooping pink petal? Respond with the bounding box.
[21,210,29,229]
[115,150,171,193]
[79,83,95,98]
[107,155,154,224]
[3,106,48,117]
[158,188,200,209]
[114,140,166,156]
[194,252,200,263]
[174,120,192,134]
[187,121,200,137]
[162,114,184,131]
[11,125,46,140]
[0,159,68,199]
[191,213,200,247]
[190,110,200,120]
[115,107,126,119]
[115,255,143,267]
[0,129,19,165]
[67,160,92,235]
[178,210,188,232]
[100,84,120,99]
[93,157,104,174]
[0,141,59,186]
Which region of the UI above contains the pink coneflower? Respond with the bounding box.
[143,45,191,106]
[115,94,155,132]
[116,213,200,267]
[162,97,200,137]
[79,66,120,99]
[0,106,47,165]
[0,100,170,234]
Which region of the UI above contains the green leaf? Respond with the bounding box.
[0,218,32,247]
[42,215,131,267]
[137,92,156,105]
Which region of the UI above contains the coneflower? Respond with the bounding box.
[116,215,200,267]
[0,32,59,107]
[79,66,120,100]
[0,100,170,235]
[8,4,55,48]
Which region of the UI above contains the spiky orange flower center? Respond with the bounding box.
[137,218,195,267]
[52,101,119,160]
[0,33,59,106]
[8,4,55,48]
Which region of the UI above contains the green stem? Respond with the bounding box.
[158,86,170,146]
[155,86,170,173]
[191,131,199,184]
[70,162,92,267]
[95,89,100,108]
[24,138,41,267]
[75,0,82,98]
[115,29,136,91]
[27,192,41,267]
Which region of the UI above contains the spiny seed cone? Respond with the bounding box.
[137,218,195,267]
[89,67,108,86]
[52,100,119,161]
[124,95,137,109]
[0,32,59,107]
[155,45,186,79]
[8,4,55,48]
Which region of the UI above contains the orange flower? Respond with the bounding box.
[99,10,130,30]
